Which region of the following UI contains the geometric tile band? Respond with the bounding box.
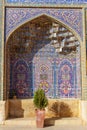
[6,0,87,4]
[5,8,83,41]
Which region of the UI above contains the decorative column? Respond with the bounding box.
[0,0,8,124]
[0,0,4,100]
[81,8,87,123]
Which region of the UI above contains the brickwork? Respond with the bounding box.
[0,0,4,100]
[81,8,87,100]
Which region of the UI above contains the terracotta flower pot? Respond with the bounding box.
[13,95,17,99]
[35,109,45,128]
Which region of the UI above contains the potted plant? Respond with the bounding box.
[33,88,48,128]
[9,89,17,99]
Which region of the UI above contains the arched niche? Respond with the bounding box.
[5,14,81,99]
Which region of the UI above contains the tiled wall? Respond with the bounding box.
[5,7,82,99]
[5,8,83,41]
[9,39,81,99]
[6,0,87,5]
[3,3,87,101]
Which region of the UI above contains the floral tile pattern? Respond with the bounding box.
[5,8,83,41]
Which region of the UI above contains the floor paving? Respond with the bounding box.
[0,125,87,130]
[0,117,87,130]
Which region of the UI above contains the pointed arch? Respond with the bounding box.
[10,59,33,98]
[5,7,83,43]
[6,14,81,43]
[5,13,81,99]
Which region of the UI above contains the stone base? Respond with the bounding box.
[8,99,80,118]
[0,101,8,124]
[1,99,87,125]
[5,117,82,126]
[81,100,87,124]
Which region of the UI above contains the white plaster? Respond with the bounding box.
[0,101,6,124]
[81,101,87,122]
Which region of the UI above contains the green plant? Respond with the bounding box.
[33,88,48,110]
[9,89,17,99]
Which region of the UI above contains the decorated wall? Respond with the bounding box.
[9,40,81,99]
[5,8,83,41]
[5,7,82,99]
[6,0,87,5]
[7,17,81,99]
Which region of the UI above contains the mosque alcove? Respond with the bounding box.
[6,15,81,99]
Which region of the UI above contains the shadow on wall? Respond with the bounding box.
[44,101,73,127]
[9,99,24,118]
[49,101,73,118]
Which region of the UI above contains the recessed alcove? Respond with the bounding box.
[6,15,81,100]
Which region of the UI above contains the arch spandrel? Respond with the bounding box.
[5,8,83,42]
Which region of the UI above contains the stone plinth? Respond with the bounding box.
[0,101,7,124]
[9,99,80,118]
[81,101,87,124]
